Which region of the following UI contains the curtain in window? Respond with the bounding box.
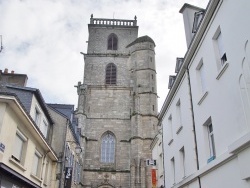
[101,133,115,163]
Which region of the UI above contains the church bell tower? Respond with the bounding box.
[75,14,158,188]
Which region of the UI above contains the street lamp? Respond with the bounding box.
[66,141,83,156]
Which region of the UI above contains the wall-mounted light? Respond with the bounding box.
[66,141,83,156]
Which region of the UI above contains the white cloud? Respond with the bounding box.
[0,0,208,110]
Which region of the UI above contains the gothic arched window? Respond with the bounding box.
[107,33,118,50]
[105,63,117,85]
[101,132,115,163]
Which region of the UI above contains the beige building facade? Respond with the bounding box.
[0,72,58,187]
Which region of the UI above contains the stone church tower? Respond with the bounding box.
[75,15,158,188]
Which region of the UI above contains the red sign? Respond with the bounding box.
[151,169,157,188]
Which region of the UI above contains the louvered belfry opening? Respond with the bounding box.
[107,33,118,50]
[105,63,117,85]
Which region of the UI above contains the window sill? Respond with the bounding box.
[207,155,216,163]
[198,91,208,105]
[216,62,229,80]
[9,157,27,171]
[176,126,183,135]
[31,173,42,183]
[168,139,173,146]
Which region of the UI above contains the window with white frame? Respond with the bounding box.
[180,147,186,178]
[40,120,48,138]
[167,115,173,145]
[196,59,207,95]
[101,132,115,163]
[44,160,50,185]
[170,157,175,185]
[12,130,27,164]
[176,99,182,133]
[32,150,42,177]
[213,27,227,68]
[204,118,216,163]
[34,107,40,125]
[208,123,216,157]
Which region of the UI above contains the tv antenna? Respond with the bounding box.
[0,35,3,53]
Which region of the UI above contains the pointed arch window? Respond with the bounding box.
[101,132,115,163]
[107,33,118,50]
[106,63,117,85]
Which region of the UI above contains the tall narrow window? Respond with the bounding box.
[208,123,216,158]
[32,150,42,177]
[167,115,173,145]
[196,59,207,94]
[180,147,186,178]
[176,99,182,134]
[171,157,175,185]
[101,132,115,163]
[40,120,48,138]
[12,130,27,164]
[106,63,117,85]
[204,118,216,163]
[34,108,40,125]
[213,28,227,68]
[217,32,227,65]
[107,33,118,50]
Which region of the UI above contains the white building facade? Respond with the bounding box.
[161,0,250,187]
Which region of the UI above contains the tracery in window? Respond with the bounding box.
[101,132,115,163]
[107,33,118,50]
[105,63,117,85]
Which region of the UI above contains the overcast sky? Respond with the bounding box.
[0,0,208,111]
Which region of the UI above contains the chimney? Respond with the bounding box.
[4,68,8,73]
[11,70,14,74]
[179,3,205,48]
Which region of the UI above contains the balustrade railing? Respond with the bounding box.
[90,15,137,26]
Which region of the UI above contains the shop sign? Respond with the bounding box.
[151,169,157,188]
[0,142,5,152]
[64,167,73,188]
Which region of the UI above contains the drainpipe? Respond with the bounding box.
[186,68,201,188]
[59,119,69,188]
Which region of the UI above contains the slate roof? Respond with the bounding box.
[0,85,54,124]
[126,35,155,48]
[47,103,80,143]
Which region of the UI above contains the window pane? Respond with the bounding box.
[101,133,115,163]
[13,134,23,161]
[217,32,225,57]
[106,63,116,85]
[32,154,39,175]
[107,34,118,50]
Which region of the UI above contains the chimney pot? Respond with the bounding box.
[11,70,14,74]
[4,68,8,73]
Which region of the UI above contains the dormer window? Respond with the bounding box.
[107,33,118,50]
[192,11,204,33]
